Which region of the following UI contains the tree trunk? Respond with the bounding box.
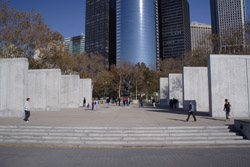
[119,75,121,98]
[136,81,138,100]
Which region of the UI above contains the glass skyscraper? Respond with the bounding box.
[64,34,85,54]
[158,0,191,59]
[210,0,246,53]
[116,0,159,69]
[85,0,116,66]
[191,23,212,53]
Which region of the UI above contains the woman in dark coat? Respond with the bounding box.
[224,99,231,121]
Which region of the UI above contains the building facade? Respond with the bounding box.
[64,34,85,54]
[210,0,246,53]
[191,23,212,53]
[116,0,159,69]
[158,0,191,59]
[85,0,116,66]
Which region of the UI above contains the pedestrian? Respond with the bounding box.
[92,101,94,110]
[169,99,173,109]
[186,100,197,122]
[118,98,121,106]
[173,98,178,109]
[94,100,98,110]
[87,103,90,110]
[106,97,110,108]
[83,97,86,107]
[139,97,143,108]
[152,99,156,107]
[115,98,118,106]
[224,99,231,121]
[24,98,31,123]
[123,97,126,106]
[126,98,129,106]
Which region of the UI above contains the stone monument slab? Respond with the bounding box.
[0,58,28,117]
[79,79,92,107]
[183,67,209,112]
[160,78,169,106]
[28,69,61,111]
[61,75,80,108]
[169,74,183,108]
[208,54,250,117]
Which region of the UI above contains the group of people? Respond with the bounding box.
[105,97,131,107]
[23,97,232,123]
[169,98,179,109]
[185,99,231,122]
[83,97,98,110]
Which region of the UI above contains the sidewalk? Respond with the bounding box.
[0,104,237,127]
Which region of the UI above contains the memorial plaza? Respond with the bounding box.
[1,104,250,167]
[0,104,236,127]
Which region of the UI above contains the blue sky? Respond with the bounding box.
[9,0,250,38]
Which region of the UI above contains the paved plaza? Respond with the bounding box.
[1,146,250,167]
[0,104,236,127]
[1,104,250,167]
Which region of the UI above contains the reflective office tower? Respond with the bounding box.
[116,0,159,70]
[191,22,212,53]
[85,0,116,66]
[158,0,191,59]
[64,34,85,54]
[210,0,246,53]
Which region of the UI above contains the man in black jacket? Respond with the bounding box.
[186,101,197,122]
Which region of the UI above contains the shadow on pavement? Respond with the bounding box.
[165,118,186,122]
[143,106,210,117]
[200,116,226,122]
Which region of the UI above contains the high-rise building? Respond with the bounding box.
[85,0,116,66]
[191,22,212,53]
[210,0,246,53]
[158,0,191,59]
[64,34,85,54]
[116,0,159,69]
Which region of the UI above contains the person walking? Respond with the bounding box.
[152,99,156,107]
[83,98,86,107]
[115,98,118,106]
[224,99,231,121]
[118,98,121,106]
[139,97,143,108]
[123,97,126,106]
[106,97,110,108]
[126,98,129,106]
[24,98,31,123]
[186,101,196,122]
[92,101,94,110]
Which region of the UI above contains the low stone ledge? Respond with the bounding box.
[234,119,250,139]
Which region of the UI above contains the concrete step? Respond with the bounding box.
[0,125,248,147]
[0,131,237,138]
[0,128,231,134]
[1,139,250,147]
[0,125,230,130]
[0,135,243,141]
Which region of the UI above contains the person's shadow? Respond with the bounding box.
[166,118,186,122]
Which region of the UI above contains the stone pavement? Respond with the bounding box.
[1,146,250,167]
[0,104,239,127]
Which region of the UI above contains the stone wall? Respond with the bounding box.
[79,79,92,107]
[169,74,183,108]
[208,54,250,117]
[160,78,169,106]
[27,69,61,111]
[0,58,28,117]
[183,67,209,112]
[60,75,80,108]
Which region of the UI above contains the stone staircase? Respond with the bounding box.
[0,126,249,147]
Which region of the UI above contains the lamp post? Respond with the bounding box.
[104,81,107,99]
[146,81,149,101]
